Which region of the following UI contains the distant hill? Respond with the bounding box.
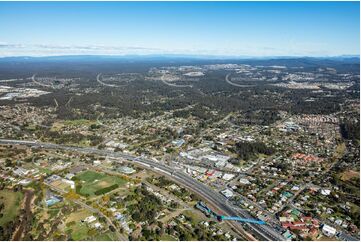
[0,55,358,79]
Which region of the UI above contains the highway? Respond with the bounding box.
[0,138,285,241]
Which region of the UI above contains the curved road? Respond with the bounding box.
[32,74,54,88]
[96,73,127,88]
[160,75,193,88]
[0,138,284,241]
[225,73,255,88]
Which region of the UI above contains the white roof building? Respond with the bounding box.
[215,160,226,168]
[105,140,128,149]
[321,224,337,237]
[65,173,75,180]
[62,179,75,189]
[239,178,251,185]
[221,189,234,198]
[18,178,32,186]
[93,222,103,229]
[13,167,30,177]
[291,185,300,191]
[321,189,331,196]
[203,154,230,164]
[84,215,97,224]
[222,173,235,181]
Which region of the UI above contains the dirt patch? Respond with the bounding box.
[340,170,359,181]
[97,180,110,188]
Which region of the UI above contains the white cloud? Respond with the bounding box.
[0,43,167,57]
[0,42,352,57]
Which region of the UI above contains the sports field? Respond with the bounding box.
[75,170,127,197]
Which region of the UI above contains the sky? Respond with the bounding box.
[0,1,359,57]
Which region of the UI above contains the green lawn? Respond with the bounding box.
[0,190,23,226]
[75,170,127,197]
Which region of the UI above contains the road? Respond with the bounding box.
[0,138,284,241]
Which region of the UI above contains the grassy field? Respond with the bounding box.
[76,170,106,182]
[182,209,205,224]
[67,222,89,240]
[0,190,24,226]
[51,119,96,131]
[75,170,127,197]
[63,119,97,126]
[65,209,92,224]
[66,220,117,240]
[334,142,346,159]
[317,235,338,241]
[160,234,177,241]
[93,232,118,241]
[35,165,52,175]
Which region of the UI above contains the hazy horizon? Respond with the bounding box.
[0,1,360,57]
[0,53,360,60]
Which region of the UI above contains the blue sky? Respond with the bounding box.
[0,1,359,57]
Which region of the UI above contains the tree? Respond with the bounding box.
[132,212,141,221]
[231,141,274,160]
[64,190,80,200]
[5,159,12,167]
[102,195,110,203]
[142,228,151,239]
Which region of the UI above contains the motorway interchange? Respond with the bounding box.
[0,138,285,241]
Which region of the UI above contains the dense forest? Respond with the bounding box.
[230,141,275,160]
[340,119,360,143]
[0,56,359,124]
